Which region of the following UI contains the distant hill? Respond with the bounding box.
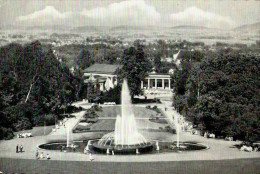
[110,25,159,31]
[71,26,107,33]
[234,22,260,32]
[171,25,211,30]
[26,25,72,31]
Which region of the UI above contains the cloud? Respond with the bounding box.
[17,6,72,25]
[18,6,71,21]
[170,7,235,28]
[81,0,161,26]
[16,1,160,26]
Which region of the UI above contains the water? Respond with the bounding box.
[164,105,180,148]
[66,125,71,147]
[173,112,180,148]
[98,79,147,146]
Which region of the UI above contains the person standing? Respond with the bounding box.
[16,144,19,153]
[89,153,94,161]
[40,152,44,159]
[20,145,23,153]
[46,154,50,160]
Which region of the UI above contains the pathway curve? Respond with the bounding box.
[0,101,259,162]
[50,111,85,136]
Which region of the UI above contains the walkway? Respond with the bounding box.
[50,111,85,136]
[0,101,259,162]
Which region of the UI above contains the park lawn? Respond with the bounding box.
[96,106,158,118]
[14,125,55,137]
[75,119,115,132]
[74,106,166,133]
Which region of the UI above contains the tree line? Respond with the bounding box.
[0,41,81,139]
[172,48,260,143]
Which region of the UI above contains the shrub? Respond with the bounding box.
[65,105,83,113]
[101,86,121,104]
[13,117,32,131]
[84,109,97,119]
[33,114,58,126]
[165,125,176,133]
[92,104,102,111]
[146,105,151,109]
[152,105,158,110]
[0,127,14,140]
[152,106,161,113]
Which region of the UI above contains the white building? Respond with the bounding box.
[83,64,122,91]
[83,63,173,94]
[141,73,172,90]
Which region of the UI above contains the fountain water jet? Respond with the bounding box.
[173,112,180,148]
[164,106,181,148]
[93,79,153,154]
[66,125,71,147]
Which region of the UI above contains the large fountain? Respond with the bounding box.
[93,79,153,154]
[38,80,208,154]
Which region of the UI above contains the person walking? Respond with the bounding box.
[36,150,39,159]
[16,144,19,153]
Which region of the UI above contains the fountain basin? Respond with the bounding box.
[167,142,209,152]
[38,140,208,154]
[92,140,154,154]
[38,140,92,153]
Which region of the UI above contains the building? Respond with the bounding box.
[83,64,122,91]
[141,73,172,90]
[141,73,173,97]
[83,63,173,94]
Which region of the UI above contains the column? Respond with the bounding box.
[141,81,144,89]
[168,79,171,89]
[155,79,157,89]
[162,79,165,89]
[110,76,114,84]
[100,83,104,91]
[148,79,150,89]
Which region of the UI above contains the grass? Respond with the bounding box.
[14,125,55,137]
[95,106,158,118]
[0,158,259,174]
[74,119,115,132]
[74,106,164,133]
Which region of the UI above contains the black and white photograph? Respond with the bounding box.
[0,0,259,173]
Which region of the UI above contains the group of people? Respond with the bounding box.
[16,144,23,153]
[35,149,50,160]
[59,120,66,128]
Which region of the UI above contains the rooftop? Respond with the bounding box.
[83,63,122,74]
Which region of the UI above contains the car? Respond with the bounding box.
[17,133,32,138]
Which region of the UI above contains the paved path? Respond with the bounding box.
[50,102,92,136]
[98,117,165,120]
[0,101,259,162]
[50,111,85,136]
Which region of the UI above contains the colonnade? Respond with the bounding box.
[141,78,171,89]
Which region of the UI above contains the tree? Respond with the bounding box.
[0,41,80,139]
[120,42,152,98]
[172,48,260,143]
[76,48,94,70]
[154,51,162,73]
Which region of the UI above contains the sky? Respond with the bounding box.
[0,0,259,28]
